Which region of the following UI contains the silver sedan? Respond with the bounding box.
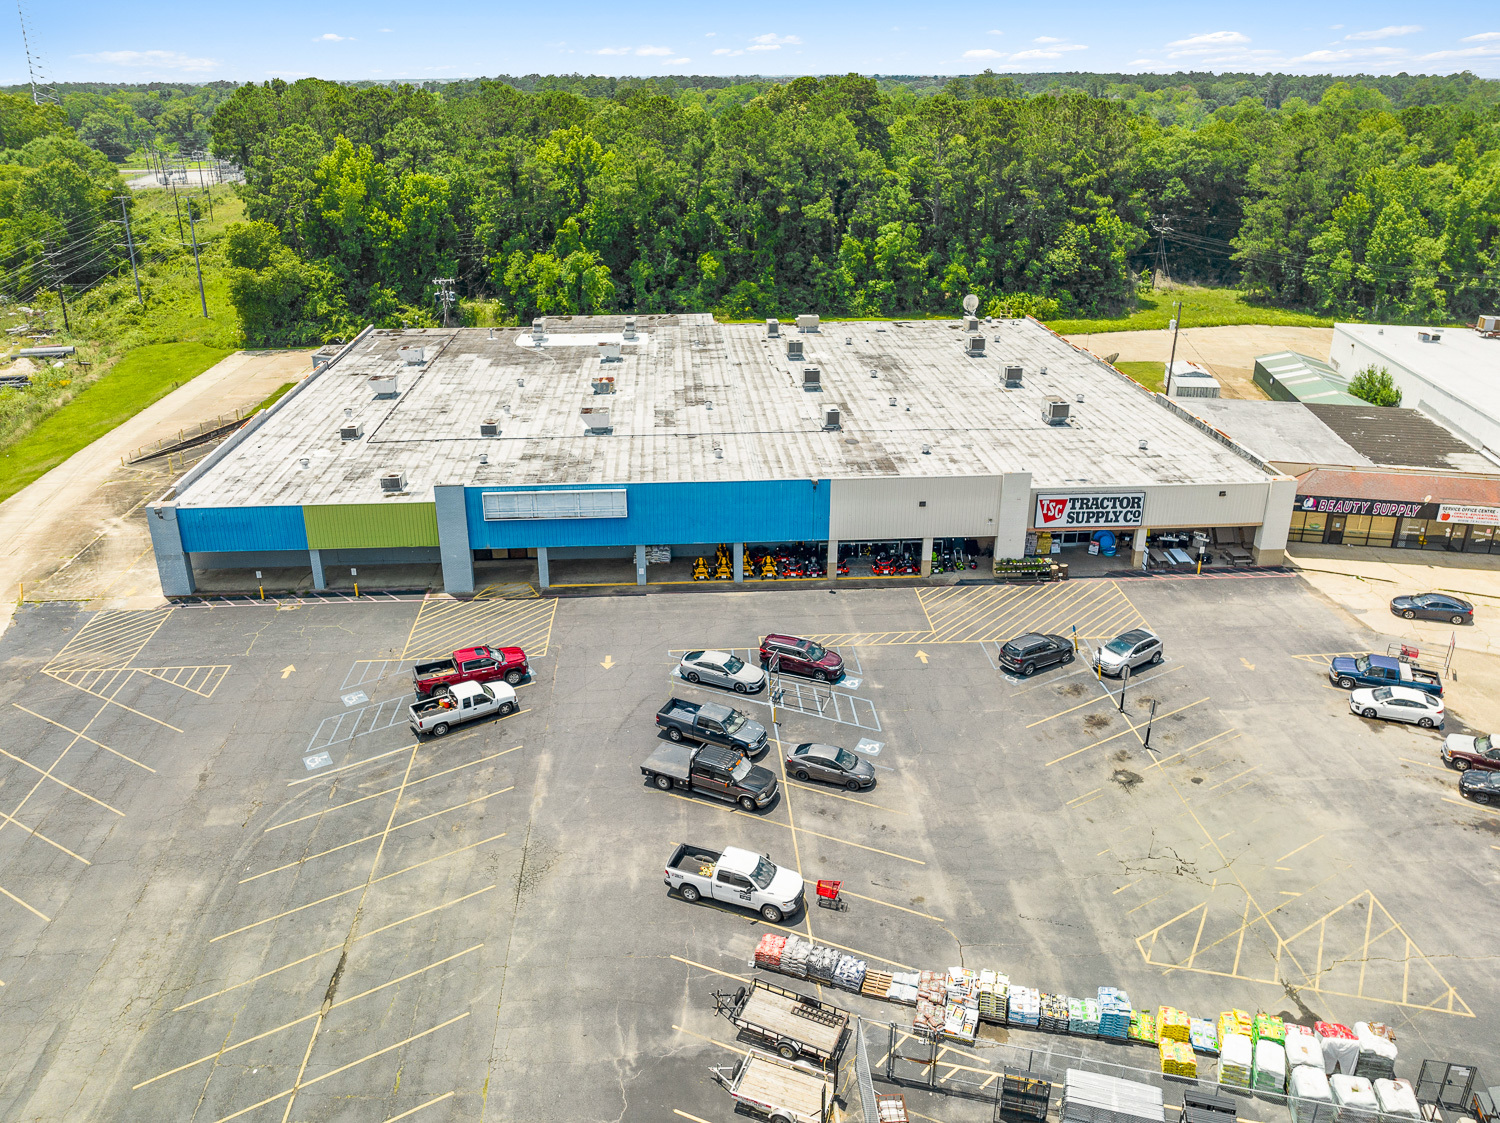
[679,650,767,694]
[1350,685,1445,729]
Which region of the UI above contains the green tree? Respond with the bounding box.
[1348,364,1402,406]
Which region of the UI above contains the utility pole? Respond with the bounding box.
[168,162,185,242]
[432,277,456,327]
[44,246,70,332]
[116,195,143,306]
[1164,300,1183,397]
[188,208,208,318]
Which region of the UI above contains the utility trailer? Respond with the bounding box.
[712,1049,833,1123]
[714,980,850,1065]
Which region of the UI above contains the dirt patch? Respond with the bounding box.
[1085,714,1112,732]
[1469,817,1500,836]
[1058,683,1087,698]
[1112,769,1143,792]
[1190,777,1204,785]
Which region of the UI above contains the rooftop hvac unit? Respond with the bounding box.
[581,406,612,434]
[531,317,546,339]
[598,341,622,362]
[823,407,841,430]
[965,316,980,332]
[380,470,406,492]
[590,374,616,395]
[796,313,820,333]
[966,335,986,356]
[1476,314,1499,334]
[766,318,781,338]
[398,345,425,366]
[802,365,822,391]
[1042,397,1071,425]
[623,316,638,341]
[339,421,364,441]
[1004,365,1023,388]
[369,372,399,397]
[1419,329,1443,343]
[480,419,500,437]
[786,338,804,361]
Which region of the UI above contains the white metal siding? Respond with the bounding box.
[829,476,1003,539]
[1139,483,1271,529]
[1332,326,1496,452]
[482,489,627,520]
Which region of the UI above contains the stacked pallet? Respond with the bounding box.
[1284,1025,1324,1071]
[1009,986,1041,1028]
[914,998,944,1035]
[1289,1064,1334,1123]
[1253,1014,1286,1045]
[1353,1023,1397,1082]
[1156,1006,1190,1044]
[944,1000,979,1043]
[1061,1069,1165,1123]
[977,971,1009,1023]
[862,970,894,999]
[1218,1010,1253,1045]
[1253,1038,1288,1097]
[1097,988,1131,1040]
[1039,993,1070,1034]
[1315,1023,1360,1076]
[1373,1079,1421,1120]
[807,946,839,984]
[1330,1074,1379,1123]
[780,936,811,979]
[833,954,867,993]
[1127,1008,1156,1044]
[755,934,787,970]
[1189,1018,1219,1055]
[1159,1040,1198,1077]
[1067,997,1101,1036]
[917,971,946,1003]
[1219,1033,1253,1089]
[887,971,920,1005]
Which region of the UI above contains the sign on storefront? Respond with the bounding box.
[1034,492,1145,529]
[1295,494,1429,518]
[1437,503,1500,527]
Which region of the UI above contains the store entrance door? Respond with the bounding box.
[1325,517,1345,545]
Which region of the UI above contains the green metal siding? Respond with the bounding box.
[303,503,440,549]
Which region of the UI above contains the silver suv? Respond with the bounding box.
[1094,629,1163,677]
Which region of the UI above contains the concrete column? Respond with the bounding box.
[537,546,550,589]
[636,544,648,585]
[733,542,744,584]
[826,538,838,581]
[1132,529,1150,571]
[994,472,1033,561]
[310,549,326,590]
[147,502,196,596]
[920,536,933,577]
[1253,477,1298,566]
[434,483,475,595]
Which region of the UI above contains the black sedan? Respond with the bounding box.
[1460,768,1500,806]
[999,632,1075,676]
[1392,593,1473,625]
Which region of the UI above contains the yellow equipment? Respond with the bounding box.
[713,557,732,579]
[760,556,777,579]
[692,557,710,581]
[743,552,754,577]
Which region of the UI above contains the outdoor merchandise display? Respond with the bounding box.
[1284,1024,1325,1070]
[1062,1069,1166,1123]
[1010,986,1041,1028]
[1252,1039,1288,1096]
[1353,1023,1397,1082]
[1219,1010,1253,1043]
[1068,997,1101,1037]
[978,972,1010,1023]
[1040,993,1070,1034]
[1316,1023,1361,1076]
[1373,1079,1421,1120]
[833,954,868,993]
[1156,1006,1190,1044]
[1128,1008,1157,1044]
[1219,1033,1253,1090]
[1329,1074,1380,1123]
[1098,988,1131,1040]
[1252,1014,1286,1045]
[1289,1066,1335,1123]
[1160,1040,1198,1078]
[1189,1018,1220,1055]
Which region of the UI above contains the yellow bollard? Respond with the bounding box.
[354,582,359,597]
[259,584,264,600]
[1197,555,1203,575]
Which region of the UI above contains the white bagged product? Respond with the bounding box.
[1290,1066,1334,1123]
[1374,1079,1421,1119]
[1284,1028,1325,1070]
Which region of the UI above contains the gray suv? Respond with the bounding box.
[1095,629,1164,677]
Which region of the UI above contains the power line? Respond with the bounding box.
[15,0,58,106]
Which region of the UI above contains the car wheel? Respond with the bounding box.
[1402,609,1416,619]
[1338,676,1355,689]
[1022,662,1036,677]
[1474,793,1491,805]
[1418,717,1435,728]
[1151,650,1163,665]
[667,727,683,742]
[846,779,861,791]
[1061,650,1075,664]
[814,671,827,682]
[739,796,757,812]
[680,884,700,903]
[655,774,672,791]
[1453,758,1470,772]
[795,770,809,782]
[499,701,516,716]
[760,904,784,924]
[431,722,450,737]
[777,1042,798,1060]
[686,671,699,683]
[1362,708,1378,719]
[1452,614,1466,625]
[505,670,523,685]
[734,682,747,694]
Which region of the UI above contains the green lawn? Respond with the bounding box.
[1113,361,1166,393]
[0,342,232,504]
[1046,286,1334,335]
[254,382,297,412]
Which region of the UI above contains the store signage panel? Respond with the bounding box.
[1438,504,1500,527]
[1295,494,1428,518]
[1034,492,1145,529]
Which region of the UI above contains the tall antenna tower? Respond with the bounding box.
[16,0,59,106]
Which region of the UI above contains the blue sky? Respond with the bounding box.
[11,0,1500,85]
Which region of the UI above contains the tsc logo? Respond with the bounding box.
[1037,498,1069,525]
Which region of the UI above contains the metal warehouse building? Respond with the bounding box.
[147,314,1298,596]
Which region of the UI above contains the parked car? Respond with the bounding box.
[656,698,769,756]
[1349,685,1445,728]
[1441,731,1500,772]
[1328,653,1443,695]
[412,645,528,697]
[759,634,844,681]
[664,842,805,923]
[1391,593,1473,625]
[785,742,876,790]
[407,680,517,737]
[679,649,767,694]
[1094,629,1163,677]
[1459,768,1500,805]
[999,632,1074,676]
[641,741,778,811]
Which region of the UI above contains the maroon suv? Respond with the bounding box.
[759,634,844,681]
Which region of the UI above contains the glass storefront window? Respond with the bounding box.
[1397,517,1428,548]
[1468,525,1495,554]
[1366,516,1397,547]
[1344,514,1371,544]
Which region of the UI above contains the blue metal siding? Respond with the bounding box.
[464,481,830,549]
[178,506,309,553]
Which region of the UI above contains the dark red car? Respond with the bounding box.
[412,645,529,697]
[1441,731,1500,772]
[759,634,844,681]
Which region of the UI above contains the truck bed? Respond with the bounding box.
[735,1054,830,1121]
[413,659,457,677]
[739,985,848,1056]
[670,845,720,874]
[658,699,698,722]
[642,742,693,780]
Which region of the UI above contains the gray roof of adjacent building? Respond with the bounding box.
[177,315,1276,509]
[1176,399,1374,467]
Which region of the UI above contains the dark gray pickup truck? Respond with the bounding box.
[655,698,769,756]
[642,742,778,812]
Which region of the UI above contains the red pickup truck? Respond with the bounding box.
[412,645,529,697]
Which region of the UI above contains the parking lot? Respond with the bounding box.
[0,573,1495,1122]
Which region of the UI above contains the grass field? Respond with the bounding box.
[0,342,232,503]
[1112,361,1166,393]
[1046,286,1335,334]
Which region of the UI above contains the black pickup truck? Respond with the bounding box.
[656,698,769,756]
[641,742,778,811]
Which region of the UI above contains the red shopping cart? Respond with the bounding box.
[815,879,846,911]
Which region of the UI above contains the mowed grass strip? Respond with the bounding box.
[1047,285,1335,335]
[1112,361,1165,393]
[0,342,232,503]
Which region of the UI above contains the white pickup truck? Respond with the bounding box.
[665,843,805,923]
[407,680,517,737]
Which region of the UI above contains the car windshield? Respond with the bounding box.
[1372,687,1393,701]
[749,856,777,890]
[724,711,746,733]
[1104,637,1135,655]
[1354,656,1370,671]
[806,644,826,660]
[833,748,858,770]
[724,656,746,674]
[1476,735,1492,752]
[730,757,752,783]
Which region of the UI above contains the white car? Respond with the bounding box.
[1350,685,1445,729]
[1094,628,1164,677]
[679,650,767,694]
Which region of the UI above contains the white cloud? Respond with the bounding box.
[635,45,674,55]
[1462,31,1500,41]
[671,57,690,63]
[712,47,743,56]
[1292,46,1404,62]
[1034,36,1063,43]
[318,32,352,41]
[962,48,1006,59]
[1167,30,1250,49]
[750,33,801,45]
[378,27,393,33]
[76,48,217,72]
[1345,25,1421,40]
[986,29,1003,36]
[266,69,311,78]
[592,46,631,55]
[747,43,781,51]
[1010,45,1088,60]
[705,31,715,36]
[1420,43,1500,59]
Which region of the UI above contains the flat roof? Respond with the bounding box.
[1177,399,1373,467]
[1336,323,1500,410]
[179,316,1273,509]
[1304,404,1497,474]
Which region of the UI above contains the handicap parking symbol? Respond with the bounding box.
[854,738,884,756]
[303,752,334,771]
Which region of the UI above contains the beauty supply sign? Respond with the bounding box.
[1297,494,1428,518]
[1034,493,1145,529]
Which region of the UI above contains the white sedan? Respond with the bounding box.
[678,650,767,694]
[1350,685,1445,729]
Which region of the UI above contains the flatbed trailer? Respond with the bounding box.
[714,980,850,1064]
[712,1049,832,1123]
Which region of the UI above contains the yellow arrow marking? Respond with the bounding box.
[601,655,615,669]
[281,665,296,679]
[1240,657,1255,671]
[915,650,929,663]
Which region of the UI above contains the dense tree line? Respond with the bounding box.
[0,82,239,162]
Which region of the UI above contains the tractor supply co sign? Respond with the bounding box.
[1438,503,1500,527]
[1034,493,1145,529]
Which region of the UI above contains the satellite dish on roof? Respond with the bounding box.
[962,293,980,315]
